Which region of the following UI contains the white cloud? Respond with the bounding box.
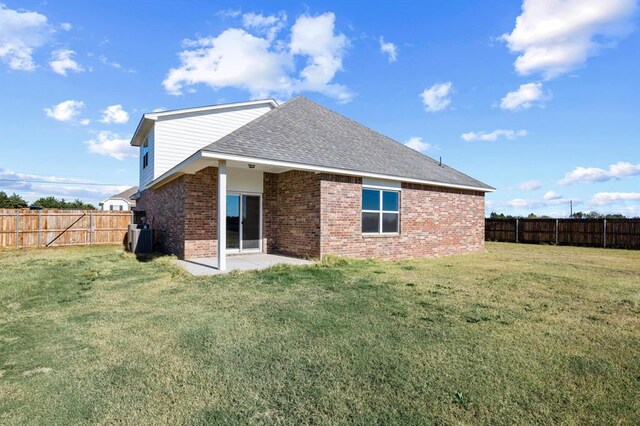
[379,37,397,62]
[517,180,541,191]
[506,194,577,209]
[591,192,640,206]
[462,129,527,142]
[100,104,129,124]
[49,49,84,76]
[544,191,561,200]
[163,29,292,98]
[559,161,640,185]
[0,4,50,71]
[290,13,351,102]
[501,0,637,79]
[420,82,452,112]
[98,55,135,73]
[163,12,351,103]
[60,22,72,31]
[404,137,431,153]
[216,9,241,18]
[44,100,85,122]
[500,82,550,111]
[85,131,136,160]
[0,168,130,205]
[242,12,287,41]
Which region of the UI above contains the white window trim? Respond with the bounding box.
[362,187,400,235]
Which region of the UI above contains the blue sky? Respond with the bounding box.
[0,0,638,216]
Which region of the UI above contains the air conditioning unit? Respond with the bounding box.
[128,224,154,254]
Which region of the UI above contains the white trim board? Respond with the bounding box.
[145,150,495,193]
[201,152,494,192]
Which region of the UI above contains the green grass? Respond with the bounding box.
[0,243,639,425]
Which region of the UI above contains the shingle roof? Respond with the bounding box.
[111,186,138,201]
[202,97,493,190]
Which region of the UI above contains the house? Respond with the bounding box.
[130,97,493,270]
[100,186,138,211]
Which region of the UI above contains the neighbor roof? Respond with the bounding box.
[201,97,493,191]
[102,186,138,204]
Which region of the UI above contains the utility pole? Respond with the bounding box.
[570,200,573,218]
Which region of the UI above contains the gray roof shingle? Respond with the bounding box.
[111,186,138,201]
[202,97,493,190]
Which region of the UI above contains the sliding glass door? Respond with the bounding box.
[226,193,261,252]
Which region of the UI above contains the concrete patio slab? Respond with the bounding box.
[174,253,312,276]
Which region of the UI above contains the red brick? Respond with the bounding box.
[137,168,485,260]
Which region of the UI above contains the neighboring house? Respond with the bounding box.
[131,97,493,270]
[100,186,138,211]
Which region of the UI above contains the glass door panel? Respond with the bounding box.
[242,195,260,250]
[226,194,240,250]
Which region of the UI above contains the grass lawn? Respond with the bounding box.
[0,243,639,424]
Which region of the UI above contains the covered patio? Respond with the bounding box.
[174,252,313,276]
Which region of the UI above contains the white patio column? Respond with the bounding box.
[217,160,227,271]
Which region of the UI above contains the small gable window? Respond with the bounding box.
[362,188,400,234]
[142,137,149,169]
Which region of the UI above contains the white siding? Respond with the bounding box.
[139,128,155,190]
[154,105,272,178]
[102,199,131,211]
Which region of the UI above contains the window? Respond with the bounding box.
[109,205,114,211]
[119,205,123,211]
[142,137,149,169]
[362,188,400,234]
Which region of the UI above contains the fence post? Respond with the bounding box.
[38,210,42,248]
[555,219,559,245]
[603,219,607,248]
[15,212,19,249]
[89,212,93,245]
[515,219,519,243]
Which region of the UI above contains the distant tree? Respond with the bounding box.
[31,196,95,210]
[66,198,96,209]
[32,196,63,209]
[9,193,28,208]
[0,191,28,208]
[491,211,631,220]
[489,212,524,219]
[0,192,8,208]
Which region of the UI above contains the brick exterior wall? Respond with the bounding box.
[319,174,485,259]
[273,170,321,258]
[137,167,218,258]
[183,167,217,258]
[138,167,484,261]
[263,172,279,253]
[135,175,186,257]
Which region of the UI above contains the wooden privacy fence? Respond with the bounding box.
[0,209,132,249]
[485,218,640,249]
